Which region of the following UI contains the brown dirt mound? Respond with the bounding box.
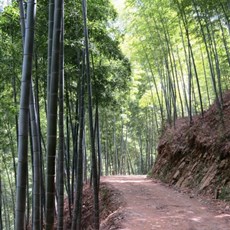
[63,182,124,229]
[152,91,230,200]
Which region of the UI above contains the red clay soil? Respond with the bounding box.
[101,175,230,230]
[62,183,123,229]
[153,91,230,198]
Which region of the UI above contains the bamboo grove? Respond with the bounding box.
[122,0,230,127]
[0,0,131,229]
[0,0,230,229]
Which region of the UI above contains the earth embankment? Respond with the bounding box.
[152,92,230,199]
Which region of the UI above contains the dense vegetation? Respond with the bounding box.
[0,0,229,229]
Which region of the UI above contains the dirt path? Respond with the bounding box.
[101,175,230,230]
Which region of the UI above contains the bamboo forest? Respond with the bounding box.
[1,0,230,229]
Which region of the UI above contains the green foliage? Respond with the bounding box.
[0,0,131,228]
[122,0,230,122]
[219,185,230,201]
[1,0,230,227]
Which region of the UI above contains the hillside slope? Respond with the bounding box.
[152,92,230,200]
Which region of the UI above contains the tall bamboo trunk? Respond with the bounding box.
[82,0,100,228]
[15,0,36,228]
[45,0,63,228]
[47,0,54,110]
[192,0,222,112]
[29,83,41,230]
[71,49,86,230]
[57,7,64,228]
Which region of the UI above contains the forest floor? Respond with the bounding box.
[100,175,230,230]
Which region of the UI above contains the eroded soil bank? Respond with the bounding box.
[152,91,230,199]
[63,183,123,229]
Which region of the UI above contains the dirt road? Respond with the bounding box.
[101,175,230,230]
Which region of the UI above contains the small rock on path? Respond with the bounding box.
[101,175,230,230]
